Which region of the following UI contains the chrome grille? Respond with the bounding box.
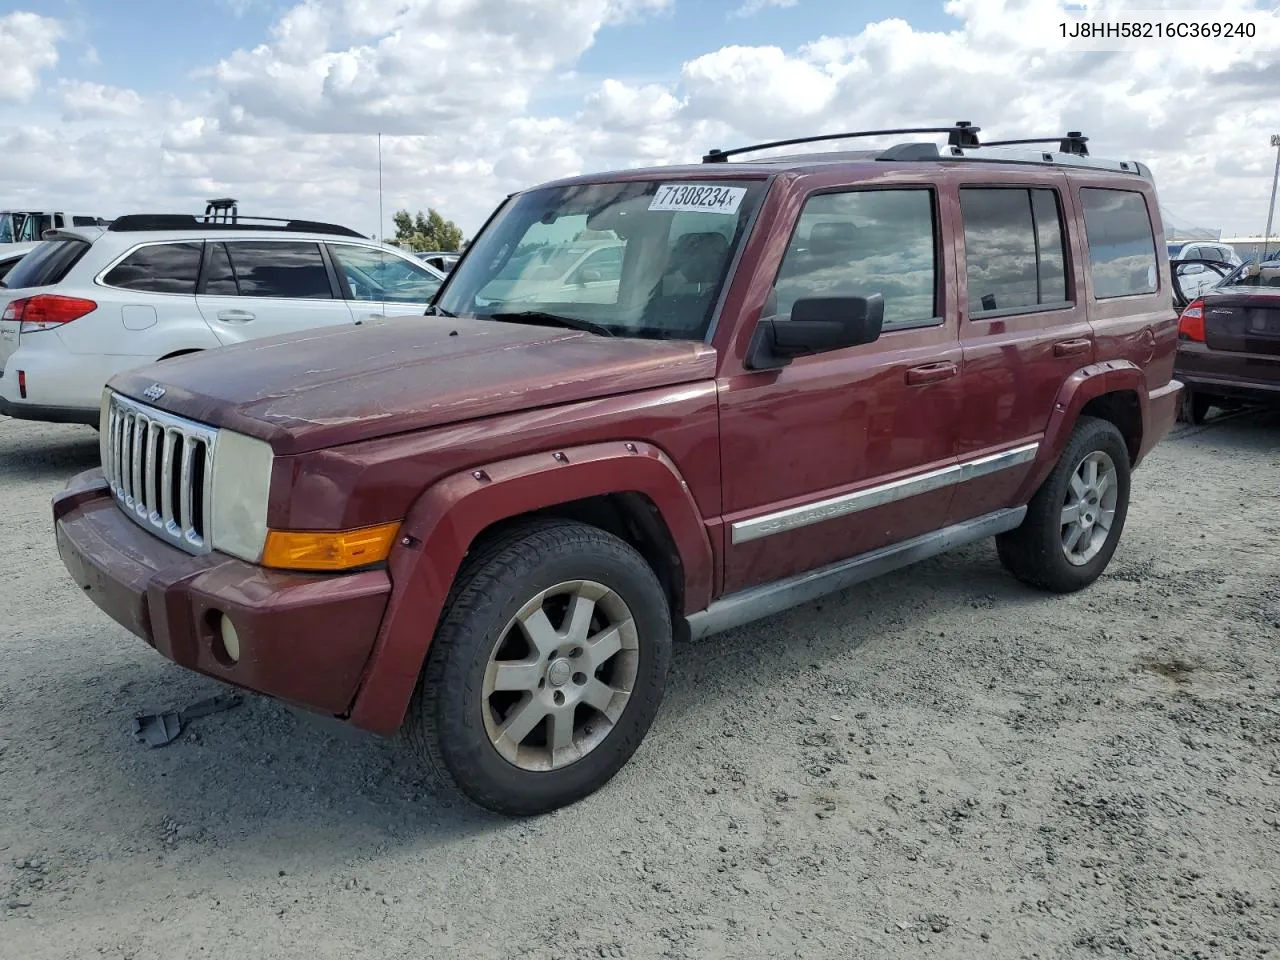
[104,392,218,554]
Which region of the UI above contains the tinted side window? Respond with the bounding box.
[202,243,239,295]
[960,188,1068,315]
[770,189,937,329]
[224,242,334,299]
[4,239,89,289]
[1079,188,1158,299]
[103,242,203,294]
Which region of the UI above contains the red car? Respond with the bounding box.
[52,124,1181,814]
[1172,258,1280,423]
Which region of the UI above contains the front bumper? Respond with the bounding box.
[53,469,392,719]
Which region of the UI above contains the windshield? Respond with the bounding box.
[0,214,12,244]
[437,178,767,340]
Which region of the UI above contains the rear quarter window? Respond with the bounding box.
[2,239,90,289]
[103,242,203,294]
[1079,188,1158,299]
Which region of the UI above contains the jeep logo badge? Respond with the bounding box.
[143,384,166,401]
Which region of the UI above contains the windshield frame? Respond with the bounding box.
[433,174,774,343]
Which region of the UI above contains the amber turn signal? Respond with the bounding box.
[261,522,402,571]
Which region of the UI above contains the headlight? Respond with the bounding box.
[210,430,274,562]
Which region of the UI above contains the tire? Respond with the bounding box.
[406,518,672,816]
[996,416,1131,594]
[1178,390,1212,425]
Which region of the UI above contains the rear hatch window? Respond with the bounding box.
[2,238,90,289]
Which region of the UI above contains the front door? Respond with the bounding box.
[196,239,355,343]
[326,242,444,320]
[717,185,963,594]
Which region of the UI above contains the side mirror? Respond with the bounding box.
[746,295,885,370]
[578,267,604,284]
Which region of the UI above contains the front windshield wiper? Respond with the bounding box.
[483,310,616,337]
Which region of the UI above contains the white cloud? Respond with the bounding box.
[734,0,798,17]
[0,11,62,102]
[2,0,1279,242]
[58,80,144,120]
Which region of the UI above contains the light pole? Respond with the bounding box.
[1265,134,1280,260]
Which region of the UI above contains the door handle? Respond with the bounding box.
[904,361,958,385]
[1053,338,1091,357]
[216,309,255,322]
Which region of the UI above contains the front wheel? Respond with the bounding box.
[996,416,1131,594]
[406,519,672,816]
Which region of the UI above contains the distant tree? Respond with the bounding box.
[392,207,464,252]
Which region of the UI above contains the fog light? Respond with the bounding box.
[218,615,241,664]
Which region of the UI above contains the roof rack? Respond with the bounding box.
[702,121,981,163]
[205,198,239,223]
[107,213,365,238]
[700,123,1149,179]
[981,131,1089,156]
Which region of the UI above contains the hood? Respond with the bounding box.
[108,316,717,455]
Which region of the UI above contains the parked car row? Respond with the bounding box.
[47,121,1195,817]
[0,215,445,424]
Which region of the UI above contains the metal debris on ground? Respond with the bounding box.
[132,694,244,748]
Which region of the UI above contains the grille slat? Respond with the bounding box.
[103,393,218,555]
[179,439,195,535]
[160,429,177,528]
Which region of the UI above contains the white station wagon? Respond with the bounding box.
[0,213,445,425]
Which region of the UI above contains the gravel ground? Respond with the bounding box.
[1,409,1279,960]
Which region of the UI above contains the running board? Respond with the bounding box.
[685,507,1027,640]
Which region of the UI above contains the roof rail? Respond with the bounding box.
[702,121,981,163]
[106,213,365,238]
[981,131,1089,156]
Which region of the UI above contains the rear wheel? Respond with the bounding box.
[996,416,1131,593]
[406,519,672,816]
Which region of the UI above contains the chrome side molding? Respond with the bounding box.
[730,442,1038,545]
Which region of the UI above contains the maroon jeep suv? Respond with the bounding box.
[52,123,1182,815]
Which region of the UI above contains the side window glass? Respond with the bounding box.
[1079,188,1158,299]
[1032,189,1068,304]
[770,189,937,329]
[328,244,442,303]
[960,188,1069,316]
[224,242,334,299]
[202,242,239,295]
[103,242,203,294]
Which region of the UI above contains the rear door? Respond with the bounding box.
[195,240,355,343]
[949,176,1091,522]
[325,242,443,320]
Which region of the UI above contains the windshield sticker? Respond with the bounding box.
[649,184,747,215]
